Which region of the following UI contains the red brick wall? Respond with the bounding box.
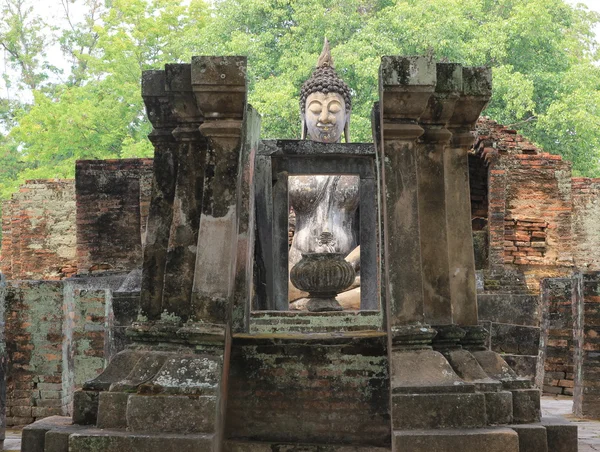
[75,159,153,274]
[572,178,600,271]
[0,180,76,280]
[474,119,573,274]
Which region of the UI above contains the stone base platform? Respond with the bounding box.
[23,416,578,452]
[21,417,215,452]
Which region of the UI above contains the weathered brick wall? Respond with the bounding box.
[1,281,112,426]
[572,178,600,271]
[76,159,153,274]
[3,282,67,425]
[574,272,600,419]
[540,278,575,395]
[227,335,390,446]
[0,180,76,280]
[474,119,573,272]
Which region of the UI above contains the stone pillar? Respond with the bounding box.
[379,56,434,326]
[161,63,207,320]
[139,70,179,319]
[380,58,487,445]
[445,67,492,326]
[191,56,250,325]
[416,63,462,326]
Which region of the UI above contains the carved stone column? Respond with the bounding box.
[416,63,462,326]
[139,70,179,319]
[379,56,434,327]
[162,63,207,320]
[445,66,492,326]
[191,56,250,326]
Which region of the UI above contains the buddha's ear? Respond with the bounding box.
[301,117,307,140]
[344,115,350,143]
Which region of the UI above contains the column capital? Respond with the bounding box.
[192,56,247,122]
[448,66,492,134]
[142,70,177,142]
[165,63,203,142]
[379,56,436,123]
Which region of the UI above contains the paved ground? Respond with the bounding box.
[542,395,600,451]
[0,396,598,451]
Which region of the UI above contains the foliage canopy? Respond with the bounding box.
[0,0,599,199]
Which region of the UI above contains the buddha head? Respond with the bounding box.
[300,39,352,143]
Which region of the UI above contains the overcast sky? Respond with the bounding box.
[2,0,600,103]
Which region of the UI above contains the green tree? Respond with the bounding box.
[1,0,599,200]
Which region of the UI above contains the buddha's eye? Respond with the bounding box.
[329,103,341,113]
[308,103,322,114]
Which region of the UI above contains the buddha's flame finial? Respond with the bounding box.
[317,37,334,68]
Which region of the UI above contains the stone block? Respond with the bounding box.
[21,416,72,452]
[45,425,88,452]
[224,441,390,452]
[484,391,513,425]
[512,389,541,424]
[392,392,486,429]
[68,430,215,452]
[542,416,577,452]
[32,406,64,418]
[393,427,519,452]
[96,392,129,429]
[503,354,538,379]
[127,394,217,434]
[11,405,32,417]
[490,323,541,356]
[543,386,564,395]
[478,294,541,326]
[72,390,99,425]
[510,424,549,452]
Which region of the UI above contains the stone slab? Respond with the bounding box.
[512,389,542,424]
[542,416,578,452]
[127,394,217,434]
[21,416,72,452]
[510,424,549,452]
[478,294,542,326]
[392,392,486,429]
[44,425,88,452]
[392,427,519,452]
[72,390,99,426]
[224,441,390,452]
[485,390,513,425]
[69,430,214,452]
[96,392,129,429]
[490,323,541,356]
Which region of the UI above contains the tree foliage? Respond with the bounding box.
[0,0,599,202]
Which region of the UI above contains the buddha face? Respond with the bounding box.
[305,92,346,143]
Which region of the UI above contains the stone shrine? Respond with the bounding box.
[18,52,579,452]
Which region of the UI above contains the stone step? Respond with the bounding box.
[68,430,214,452]
[393,427,519,452]
[225,440,390,452]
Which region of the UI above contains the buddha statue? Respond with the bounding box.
[288,39,361,310]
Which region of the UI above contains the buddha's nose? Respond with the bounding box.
[319,109,334,124]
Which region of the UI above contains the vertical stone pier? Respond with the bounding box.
[445,67,492,327]
[416,62,461,326]
[139,70,179,319]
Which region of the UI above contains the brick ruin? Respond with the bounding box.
[0,57,596,450]
[0,159,152,426]
[470,118,600,402]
